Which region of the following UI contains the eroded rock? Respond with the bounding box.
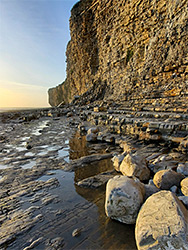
[86,127,100,142]
[0,209,41,247]
[153,169,184,190]
[119,153,150,181]
[46,237,64,250]
[112,154,126,172]
[105,175,144,224]
[144,184,160,200]
[181,177,188,196]
[135,191,188,250]
[63,153,112,171]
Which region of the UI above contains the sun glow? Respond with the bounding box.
[0,81,49,108]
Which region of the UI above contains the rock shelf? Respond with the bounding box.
[0,104,187,249]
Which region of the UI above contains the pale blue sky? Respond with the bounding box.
[0,0,78,107]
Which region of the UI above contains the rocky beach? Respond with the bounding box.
[0,106,136,250]
[1,0,188,249]
[0,103,187,249]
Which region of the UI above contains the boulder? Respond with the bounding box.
[78,124,87,132]
[119,153,150,181]
[94,106,107,112]
[119,141,135,153]
[105,175,144,224]
[153,170,184,190]
[152,161,177,173]
[112,154,126,172]
[181,177,188,196]
[86,133,97,142]
[135,191,188,250]
[97,131,106,141]
[170,185,178,194]
[86,127,99,142]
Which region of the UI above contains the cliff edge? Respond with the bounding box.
[48,0,188,107]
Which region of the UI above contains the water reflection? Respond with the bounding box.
[69,131,109,158]
[32,120,49,136]
[75,185,137,249]
[74,158,113,182]
[21,161,36,169]
[58,148,69,158]
[69,131,106,160]
[69,132,89,159]
[8,127,137,249]
[0,164,10,169]
[69,132,137,249]
[69,131,114,181]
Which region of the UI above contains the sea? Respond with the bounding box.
[0,107,46,113]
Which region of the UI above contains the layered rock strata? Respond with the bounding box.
[79,104,188,153]
[49,0,188,108]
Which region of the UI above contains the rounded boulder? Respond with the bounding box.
[135,191,188,250]
[153,169,184,190]
[105,175,144,224]
[181,177,188,196]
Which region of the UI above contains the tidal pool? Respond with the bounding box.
[1,120,137,250]
[21,161,36,169]
[32,120,50,136]
[0,164,9,169]
[14,168,136,250]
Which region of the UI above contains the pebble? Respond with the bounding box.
[72,228,82,237]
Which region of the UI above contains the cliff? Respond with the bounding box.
[48,0,188,107]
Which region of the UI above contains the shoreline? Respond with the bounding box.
[0,103,187,249]
[0,106,137,249]
[0,107,50,113]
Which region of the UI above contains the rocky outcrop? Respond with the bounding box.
[48,0,188,107]
[135,191,188,250]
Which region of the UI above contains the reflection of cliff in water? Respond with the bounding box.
[69,131,116,182]
[74,158,114,182]
[69,132,90,160]
[75,185,137,249]
[69,132,136,249]
[69,131,107,160]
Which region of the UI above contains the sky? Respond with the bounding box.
[0,0,79,108]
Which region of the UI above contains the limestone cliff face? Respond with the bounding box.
[48,0,188,107]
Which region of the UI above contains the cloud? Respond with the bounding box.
[0,80,47,90]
